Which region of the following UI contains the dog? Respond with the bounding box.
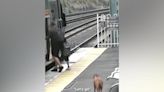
[93,74,103,92]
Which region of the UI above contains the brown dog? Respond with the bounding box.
[93,74,103,92]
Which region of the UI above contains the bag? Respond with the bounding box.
[62,41,71,57]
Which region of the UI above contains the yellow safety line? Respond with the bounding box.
[45,48,107,92]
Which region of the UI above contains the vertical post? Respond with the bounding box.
[107,26,109,47]
[111,30,112,47]
[116,29,117,47]
[105,27,107,47]
[115,30,116,47]
[45,17,50,61]
[117,29,119,47]
[107,15,110,47]
[105,16,107,47]
[114,29,115,47]
[97,13,100,48]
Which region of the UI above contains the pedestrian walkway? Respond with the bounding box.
[45,47,119,92]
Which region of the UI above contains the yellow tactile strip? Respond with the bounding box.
[45,48,107,92]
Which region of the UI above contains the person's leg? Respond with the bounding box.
[51,60,57,71]
[51,43,63,72]
[57,41,65,72]
[65,56,70,70]
[61,41,71,70]
[52,56,62,66]
[52,56,63,72]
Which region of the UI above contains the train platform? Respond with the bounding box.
[45,47,119,92]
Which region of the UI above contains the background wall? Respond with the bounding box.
[120,0,164,92]
[61,0,109,14]
[0,0,45,92]
[45,0,110,14]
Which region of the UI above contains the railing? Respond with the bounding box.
[97,13,119,48]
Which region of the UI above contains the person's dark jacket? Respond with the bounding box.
[48,23,65,42]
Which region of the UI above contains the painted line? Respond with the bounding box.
[106,67,119,80]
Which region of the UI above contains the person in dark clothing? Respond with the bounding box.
[59,3,71,70]
[48,21,64,72]
[60,12,71,70]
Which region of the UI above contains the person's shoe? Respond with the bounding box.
[51,68,57,72]
[59,66,63,72]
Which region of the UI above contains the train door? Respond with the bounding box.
[45,0,63,61]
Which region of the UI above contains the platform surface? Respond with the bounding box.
[45,47,119,92]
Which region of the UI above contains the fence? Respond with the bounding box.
[97,13,119,48]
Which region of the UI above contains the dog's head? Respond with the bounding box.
[93,74,99,78]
